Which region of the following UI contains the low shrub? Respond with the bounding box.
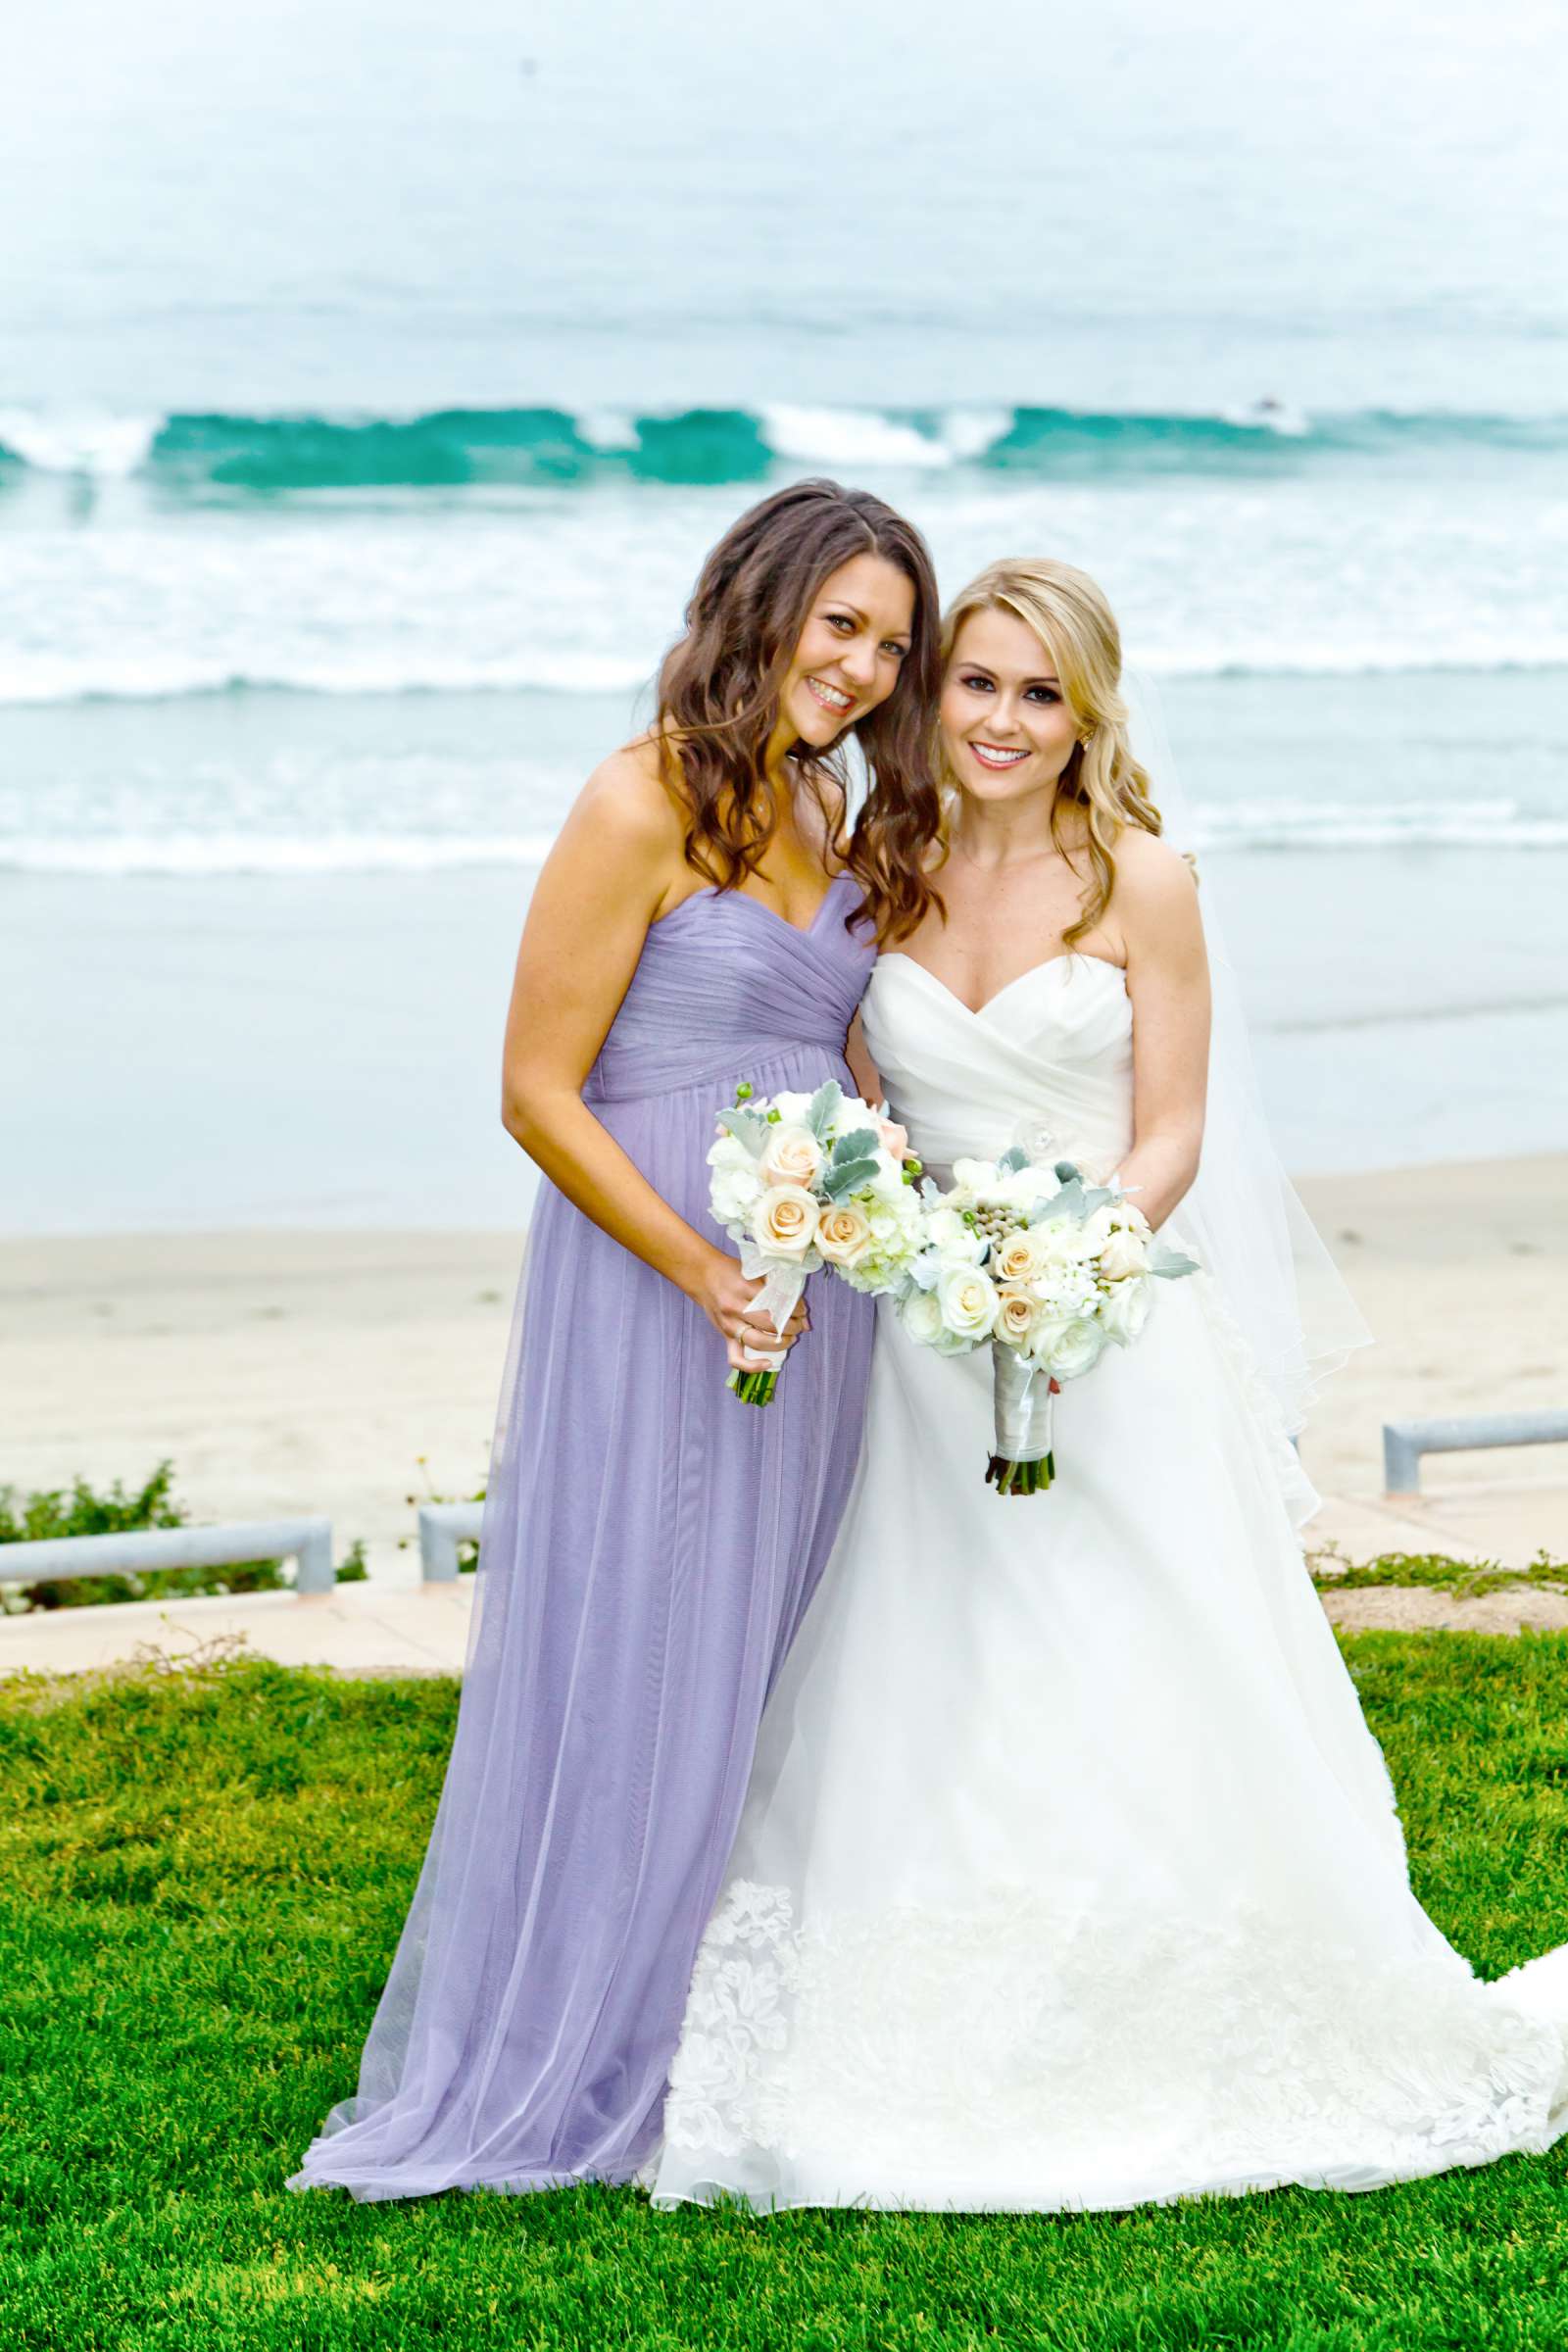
[0,1464,368,1610]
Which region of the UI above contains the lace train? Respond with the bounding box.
[661,1880,1568,2210]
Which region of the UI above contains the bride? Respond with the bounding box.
[650,556,1568,2214]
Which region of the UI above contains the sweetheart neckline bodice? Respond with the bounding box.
[875,950,1128,1022]
[860,944,1136,1181]
[655,869,858,943]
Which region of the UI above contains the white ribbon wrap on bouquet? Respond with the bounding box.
[993,1345,1054,1464]
[734,1238,808,1370]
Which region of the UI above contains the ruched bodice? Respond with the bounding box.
[587,877,874,1103]
[861,952,1135,1180]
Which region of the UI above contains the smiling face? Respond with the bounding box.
[777,552,916,752]
[939,606,1080,806]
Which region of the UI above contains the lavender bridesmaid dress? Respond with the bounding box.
[289,876,875,2200]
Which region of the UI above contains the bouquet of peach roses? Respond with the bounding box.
[899,1150,1199,1491]
[707,1079,924,1403]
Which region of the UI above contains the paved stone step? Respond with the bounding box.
[0,1579,474,1677]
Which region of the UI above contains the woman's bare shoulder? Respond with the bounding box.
[1112,827,1204,972]
[1113,825,1200,911]
[567,735,687,858]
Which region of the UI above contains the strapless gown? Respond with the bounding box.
[653,950,1568,2214]
[290,877,875,2200]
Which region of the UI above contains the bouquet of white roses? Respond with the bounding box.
[899,1149,1199,1493]
[708,1078,925,1404]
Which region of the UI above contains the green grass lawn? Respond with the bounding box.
[6,1641,1568,2352]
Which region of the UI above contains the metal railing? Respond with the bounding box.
[0,1517,336,1596]
[417,1502,485,1583]
[4,1410,1559,1603]
[1383,1412,1568,1499]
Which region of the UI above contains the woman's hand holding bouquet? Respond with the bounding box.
[707,1079,925,1404]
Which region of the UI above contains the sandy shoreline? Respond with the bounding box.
[2,1155,1564,1582]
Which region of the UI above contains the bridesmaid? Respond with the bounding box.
[290,479,942,2200]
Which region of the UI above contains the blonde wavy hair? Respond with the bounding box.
[941,557,1165,947]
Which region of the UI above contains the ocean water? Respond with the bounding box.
[2,0,1566,1227]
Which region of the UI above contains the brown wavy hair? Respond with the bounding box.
[655,478,944,942]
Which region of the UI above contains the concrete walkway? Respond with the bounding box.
[0,1579,475,1678]
[1304,1482,1566,1574]
[2,1481,1563,1678]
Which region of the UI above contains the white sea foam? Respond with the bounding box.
[760,404,955,470]
[0,405,164,478]
[3,641,1562,705]
[1,459,1564,707]
[936,407,1015,462]
[0,831,560,876]
[577,408,641,452]
[6,803,1565,876]
[1192,799,1568,850]
[5,399,1568,491]
[0,649,656,706]
[1148,640,1568,678]
[1217,398,1312,436]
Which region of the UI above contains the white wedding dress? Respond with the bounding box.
[651,949,1568,2214]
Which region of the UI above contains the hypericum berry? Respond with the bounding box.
[973,1202,1021,1246]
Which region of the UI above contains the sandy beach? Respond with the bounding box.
[2,1153,1563,1585]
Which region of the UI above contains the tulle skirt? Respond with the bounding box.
[653,1277,1568,2212]
[290,1050,874,2201]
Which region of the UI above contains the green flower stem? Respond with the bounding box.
[985,1450,1056,1496]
